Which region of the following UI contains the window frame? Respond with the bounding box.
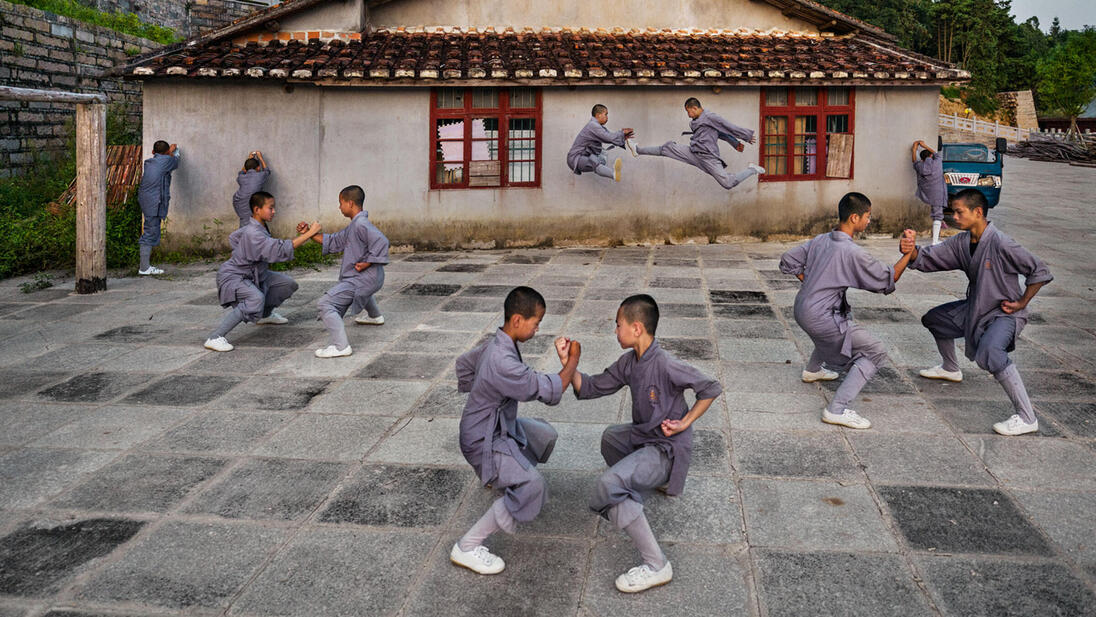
[758,87,856,182]
[429,87,543,190]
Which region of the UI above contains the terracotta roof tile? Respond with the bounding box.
[126,28,967,84]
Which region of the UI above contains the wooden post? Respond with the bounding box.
[75,103,107,293]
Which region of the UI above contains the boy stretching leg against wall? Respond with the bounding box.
[779,192,915,429]
[912,140,946,245]
[570,295,721,592]
[452,287,581,574]
[566,104,635,182]
[233,151,271,229]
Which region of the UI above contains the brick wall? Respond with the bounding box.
[83,0,262,37]
[0,0,160,176]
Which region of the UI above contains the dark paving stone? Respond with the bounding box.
[185,347,287,375]
[690,429,729,474]
[2,303,95,321]
[1036,401,1096,437]
[0,518,144,596]
[710,290,769,304]
[122,375,242,407]
[232,528,436,617]
[458,284,512,297]
[402,535,586,617]
[403,253,453,262]
[756,550,931,617]
[456,471,599,538]
[414,384,466,417]
[818,366,916,395]
[78,521,287,609]
[758,269,785,278]
[714,319,788,339]
[38,372,152,403]
[906,369,1002,399]
[659,337,717,361]
[437,263,488,273]
[650,257,698,267]
[851,307,918,323]
[184,291,221,305]
[878,486,1052,555]
[735,431,860,480]
[649,276,702,289]
[661,303,709,318]
[703,258,749,268]
[441,297,501,313]
[392,331,480,354]
[1022,370,1096,400]
[933,398,1062,436]
[50,454,227,513]
[42,612,159,617]
[185,458,347,521]
[319,465,466,527]
[359,353,453,380]
[0,370,68,400]
[219,378,331,411]
[519,333,557,356]
[400,283,462,296]
[712,304,777,320]
[917,556,1096,617]
[500,253,550,264]
[231,326,319,348]
[763,279,802,290]
[94,324,172,343]
[140,412,288,454]
[544,299,575,314]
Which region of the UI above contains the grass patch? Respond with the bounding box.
[10,0,180,44]
[271,241,335,272]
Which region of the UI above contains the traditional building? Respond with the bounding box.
[117,0,967,247]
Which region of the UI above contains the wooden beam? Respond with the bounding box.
[0,85,107,104]
[74,103,107,294]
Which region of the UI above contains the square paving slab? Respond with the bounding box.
[216,377,331,411]
[122,375,242,407]
[138,411,289,455]
[358,352,454,380]
[318,464,467,527]
[252,414,391,460]
[37,373,154,404]
[184,458,348,521]
[49,454,226,513]
[734,431,861,480]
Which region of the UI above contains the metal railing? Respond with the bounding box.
[938,113,1033,142]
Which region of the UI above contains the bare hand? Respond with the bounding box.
[554,337,570,364]
[623,128,634,138]
[900,229,917,254]
[568,340,581,363]
[354,262,370,272]
[307,221,322,236]
[748,135,757,145]
[296,221,309,234]
[1001,299,1026,314]
[661,418,687,437]
[734,142,745,152]
[168,143,178,155]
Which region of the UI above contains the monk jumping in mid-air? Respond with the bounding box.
[566,104,635,183]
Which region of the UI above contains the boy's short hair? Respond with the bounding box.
[152,140,170,154]
[954,188,989,215]
[838,192,872,221]
[619,294,659,336]
[339,185,365,207]
[244,157,260,170]
[591,104,607,116]
[504,286,546,321]
[919,149,933,161]
[249,191,274,211]
[684,97,701,109]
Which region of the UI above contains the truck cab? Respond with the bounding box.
[939,137,1007,208]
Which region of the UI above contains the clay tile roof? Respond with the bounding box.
[122,28,967,85]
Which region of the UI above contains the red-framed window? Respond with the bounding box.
[430,87,542,189]
[759,87,855,181]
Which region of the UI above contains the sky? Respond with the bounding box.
[1007,0,1095,31]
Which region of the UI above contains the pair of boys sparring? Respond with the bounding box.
[204,185,389,357]
[453,288,721,593]
[567,98,764,190]
[781,189,1051,435]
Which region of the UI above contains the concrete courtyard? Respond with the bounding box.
[0,156,1094,617]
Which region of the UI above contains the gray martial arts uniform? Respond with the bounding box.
[209,219,298,338]
[457,329,562,530]
[137,150,180,268]
[567,118,628,179]
[233,169,271,228]
[637,110,757,189]
[913,152,947,221]
[780,231,894,414]
[316,210,390,350]
[911,223,1053,422]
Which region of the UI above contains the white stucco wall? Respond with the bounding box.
[279,0,367,32]
[142,82,939,248]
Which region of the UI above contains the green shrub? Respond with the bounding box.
[10,0,180,44]
[270,241,334,272]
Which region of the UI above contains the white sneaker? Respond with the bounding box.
[993,414,1038,436]
[138,266,164,275]
[749,163,767,175]
[626,139,638,158]
[615,561,673,593]
[256,312,288,325]
[315,344,352,358]
[802,368,839,383]
[203,337,233,352]
[919,365,963,382]
[355,314,385,325]
[613,158,623,182]
[450,543,505,575]
[821,408,872,429]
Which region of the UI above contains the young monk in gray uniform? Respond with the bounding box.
[780,192,915,429]
[568,294,721,593]
[902,188,1053,436]
[451,286,581,575]
[136,140,180,275]
[232,151,271,228]
[912,140,947,245]
[566,104,635,182]
[204,191,321,352]
[634,97,764,190]
[305,185,389,358]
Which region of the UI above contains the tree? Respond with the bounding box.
[1036,28,1096,141]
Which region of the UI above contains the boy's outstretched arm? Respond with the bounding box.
[890,229,917,283]
[661,397,715,437]
[558,340,581,388]
[291,222,322,249]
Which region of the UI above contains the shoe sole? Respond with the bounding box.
[919,373,962,382]
[616,577,672,593]
[993,426,1038,436]
[821,415,871,429]
[614,159,622,182]
[802,375,838,383]
[204,345,232,352]
[449,555,504,575]
[355,320,384,325]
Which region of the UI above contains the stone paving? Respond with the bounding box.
[1,157,1095,617]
